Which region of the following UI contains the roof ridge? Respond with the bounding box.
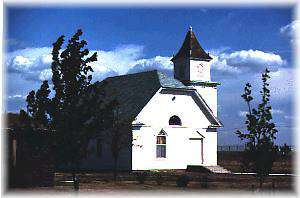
[105,70,158,80]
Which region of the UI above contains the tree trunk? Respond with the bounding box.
[72,171,77,190]
[71,163,79,191]
[113,156,118,182]
[259,177,263,189]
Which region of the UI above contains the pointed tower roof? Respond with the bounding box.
[171,26,212,62]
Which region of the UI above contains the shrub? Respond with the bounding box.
[136,172,147,184]
[176,174,189,187]
[279,144,291,159]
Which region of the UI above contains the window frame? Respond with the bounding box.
[169,115,182,126]
[156,130,167,158]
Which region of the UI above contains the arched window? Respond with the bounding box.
[169,115,182,126]
[156,130,166,158]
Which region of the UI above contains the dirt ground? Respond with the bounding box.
[217,151,294,173]
[7,152,295,194]
[7,171,294,194]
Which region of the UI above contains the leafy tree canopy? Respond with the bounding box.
[24,29,111,173]
[236,68,278,188]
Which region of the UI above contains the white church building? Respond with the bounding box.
[81,27,223,171]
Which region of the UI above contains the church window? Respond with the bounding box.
[169,115,182,126]
[156,130,166,158]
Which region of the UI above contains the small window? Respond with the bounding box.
[169,115,182,126]
[96,139,102,157]
[156,130,166,158]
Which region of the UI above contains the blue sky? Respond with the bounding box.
[4,6,297,145]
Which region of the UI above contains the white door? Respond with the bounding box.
[188,138,203,165]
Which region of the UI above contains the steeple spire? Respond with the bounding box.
[171,27,212,62]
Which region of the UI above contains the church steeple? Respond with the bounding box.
[171,27,212,83]
[171,26,212,62]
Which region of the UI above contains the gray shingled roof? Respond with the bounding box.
[95,70,190,123]
[94,70,223,127]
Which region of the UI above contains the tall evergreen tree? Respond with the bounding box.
[236,68,278,189]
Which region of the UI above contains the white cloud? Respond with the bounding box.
[211,55,241,74]
[213,49,285,74]
[128,56,173,74]
[5,47,52,78]
[13,55,32,66]
[280,20,300,43]
[41,54,52,64]
[90,45,144,75]
[5,45,172,82]
[226,50,283,66]
[7,94,26,99]
[39,69,52,81]
[6,44,287,84]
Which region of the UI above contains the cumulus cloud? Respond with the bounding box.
[5,47,53,81]
[5,45,148,82]
[89,46,174,80]
[39,69,52,81]
[127,56,173,75]
[90,45,144,75]
[5,45,173,83]
[7,94,26,99]
[211,49,285,76]
[5,45,292,114]
[211,55,242,74]
[13,55,32,66]
[280,20,300,43]
[5,43,286,85]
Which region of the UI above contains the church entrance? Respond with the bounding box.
[188,138,203,165]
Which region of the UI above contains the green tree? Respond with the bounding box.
[24,29,107,189]
[107,100,132,181]
[24,29,129,188]
[236,68,278,189]
[26,80,51,128]
[49,29,98,184]
[279,143,291,159]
